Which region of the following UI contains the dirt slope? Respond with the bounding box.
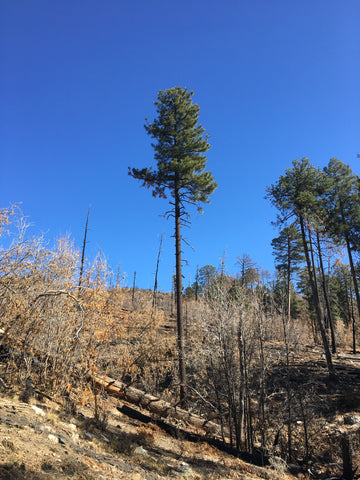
[0,392,293,480]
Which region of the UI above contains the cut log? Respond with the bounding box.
[91,374,221,436]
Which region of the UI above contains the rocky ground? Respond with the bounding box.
[1,348,360,480]
[0,390,295,480]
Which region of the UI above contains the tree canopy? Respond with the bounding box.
[129,87,217,207]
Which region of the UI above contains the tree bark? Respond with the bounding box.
[78,206,90,288]
[132,271,136,307]
[91,374,220,435]
[345,233,360,349]
[286,236,291,325]
[153,232,163,308]
[341,434,353,480]
[174,175,187,407]
[299,216,335,378]
[316,231,337,354]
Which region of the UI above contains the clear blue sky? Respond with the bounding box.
[1,1,359,291]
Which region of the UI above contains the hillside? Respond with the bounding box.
[1,239,360,480]
[0,389,295,480]
[1,343,360,479]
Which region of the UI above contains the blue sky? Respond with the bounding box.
[1,0,359,291]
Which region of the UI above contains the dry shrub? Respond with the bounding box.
[136,425,155,445]
[0,208,122,401]
[0,206,177,419]
[109,432,137,454]
[335,319,356,350]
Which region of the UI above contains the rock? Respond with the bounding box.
[68,423,77,432]
[48,434,58,444]
[31,405,45,416]
[38,425,52,433]
[134,446,148,456]
[288,463,302,474]
[177,461,193,478]
[61,421,77,432]
[58,436,66,445]
[100,433,110,443]
[41,463,53,472]
[84,431,94,441]
[344,414,360,425]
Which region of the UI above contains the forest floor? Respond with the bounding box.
[0,388,294,480]
[0,345,360,479]
[1,348,360,480]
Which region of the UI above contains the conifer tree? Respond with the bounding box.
[323,158,360,343]
[129,87,217,405]
[271,224,304,323]
[266,158,335,377]
[197,264,218,297]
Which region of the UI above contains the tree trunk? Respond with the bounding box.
[194,265,199,301]
[91,374,221,435]
[345,233,360,348]
[174,175,187,407]
[78,206,90,288]
[316,231,337,354]
[341,434,353,480]
[153,232,163,308]
[132,271,136,307]
[299,216,335,378]
[286,236,291,325]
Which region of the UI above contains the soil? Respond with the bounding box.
[0,391,290,480]
[1,347,360,480]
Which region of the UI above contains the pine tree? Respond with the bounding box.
[129,87,217,405]
[271,223,304,323]
[196,264,218,297]
[266,158,335,378]
[323,158,360,335]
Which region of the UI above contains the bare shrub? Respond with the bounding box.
[0,209,122,401]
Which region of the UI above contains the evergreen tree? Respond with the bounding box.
[129,87,217,405]
[323,158,360,335]
[330,262,357,353]
[266,158,335,377]
[271,223,304,323]
[196,264,218,296]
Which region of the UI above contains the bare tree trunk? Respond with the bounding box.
[153,232,163,308]
[286,236,291,324]
[79,206,90,288]
[115,264,120,288]
[316,231,337,354]
[195,265,199,301]
[341,434,353,480]
[220,251,226,285]
[91,374,221,435]
[351,304,356,354]
[174,175,187,407]
[299,216,335,378]
[132,271,136,308]
[299,394,310,463]
[345,233,360,352]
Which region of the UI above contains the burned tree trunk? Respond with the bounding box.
[91,374,221,435]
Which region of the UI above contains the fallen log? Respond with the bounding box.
[91,374,221,436]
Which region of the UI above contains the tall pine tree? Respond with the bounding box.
[323,158,360,347]
[129,87,217,405]
[266,158,335,378]
[271,223,303,323]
